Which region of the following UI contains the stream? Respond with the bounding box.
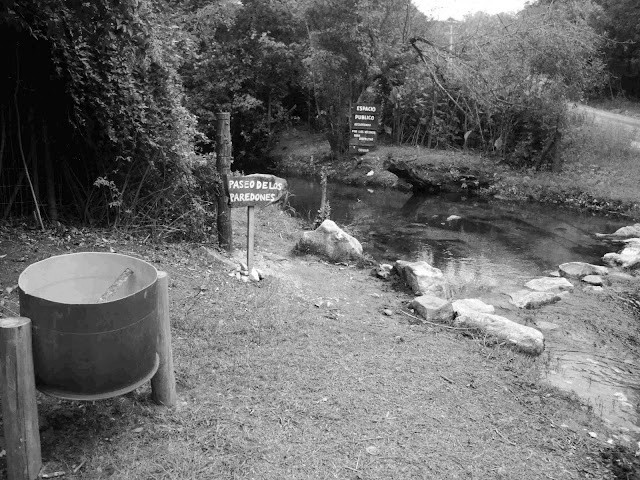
[287,177,640,440]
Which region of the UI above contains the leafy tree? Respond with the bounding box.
[404,0,606,167]
[592,0,640,97]
[180,0,307,170]
[302,0,429,153]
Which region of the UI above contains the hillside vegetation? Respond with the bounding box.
[1,0,639,233]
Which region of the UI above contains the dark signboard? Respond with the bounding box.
[350,104,380,154]
[350,129,377,145]
[349,144,375,154]
[351,113,379,130]
[350,104,380,130]
[228,174,287,208]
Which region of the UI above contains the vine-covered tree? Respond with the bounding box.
[0,0,207,237]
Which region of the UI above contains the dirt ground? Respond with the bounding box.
[1,208,639,479]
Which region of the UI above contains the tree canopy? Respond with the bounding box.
[0,0,626,234]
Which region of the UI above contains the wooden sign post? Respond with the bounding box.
[228,174,287,275]
[216,112,233,252]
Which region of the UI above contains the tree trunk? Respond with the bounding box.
[0,107,5,181]
[216,112,233,251]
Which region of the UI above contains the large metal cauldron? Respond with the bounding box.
[18,252,159,400]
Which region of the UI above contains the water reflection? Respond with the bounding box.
[287,177,639,435]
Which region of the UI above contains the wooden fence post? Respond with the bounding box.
[0,317,41,480]
[151,271,177,407]
[216,112,233,252]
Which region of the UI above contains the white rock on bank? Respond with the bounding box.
[584,285,604,293]
[374,263,393,279]
[410,295,454,323]
[248,268,261,282]
[595,224,640,240]
[525,277,574,293]
[509,290,562,309]
[603,242,640,270]
[582,275,603,286]
[298,220,363,261]
[394,260,450,297]
[452,298,495,316]
[454,310,545,355]
[535,321,560,331]
[559,262,609,279]
[624,238,640,249]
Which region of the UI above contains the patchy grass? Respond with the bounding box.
[0,207,631,479]
[484,107,640,218]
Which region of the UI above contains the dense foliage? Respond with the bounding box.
[593,0,640,97]
[1,0,209,237]
[402,2,606,168]
[0,0,631,235]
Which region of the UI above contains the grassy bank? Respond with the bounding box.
[0,207,637,479]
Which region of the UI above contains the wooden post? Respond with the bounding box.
[247,206,255,273]
[320,169,327,212]
[216,112,233,252]
[151,271,177,407]
[0,317,42,480]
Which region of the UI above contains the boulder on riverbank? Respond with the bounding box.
[595,224,640,240]
[452,298,495,316]
[394,260,450,297]
[603,239,640,269]
[509,290,563,309]
[297,220,363,261]
[582,275,604,286]
[410,295,454,323]
[525,277,574,292]
[559,262,608,279]
[454,310,545,355]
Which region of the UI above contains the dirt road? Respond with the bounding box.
[571,103,640,135]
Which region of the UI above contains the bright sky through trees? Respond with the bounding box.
[413,0,529,20]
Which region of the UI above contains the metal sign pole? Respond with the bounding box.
[247,206,255,273]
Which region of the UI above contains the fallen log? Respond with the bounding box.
[385,159,438,192]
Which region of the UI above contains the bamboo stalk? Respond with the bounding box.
[13,46,44,230]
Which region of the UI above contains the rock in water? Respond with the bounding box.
[595,224,640,240]
[509,290,562,309]
[559,262,608,279]
[525,277,574,292]
[410,295,454,323]
[394,260,449,297]
[454,311,544,355]
[298,220,363,261]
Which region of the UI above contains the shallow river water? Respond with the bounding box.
[287,177,640,438]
